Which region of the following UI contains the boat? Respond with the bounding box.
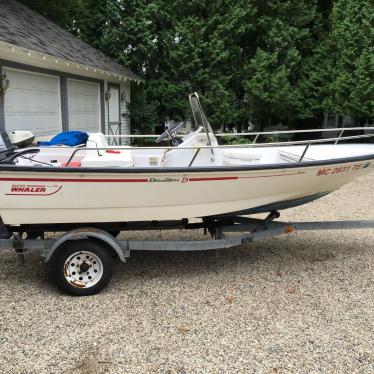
[0,93,373,229]
[1,93,374,295]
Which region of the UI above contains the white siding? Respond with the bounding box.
[3,67,61,137]
[120,80,131,142]
[108,86,120,122]
[67,79,100,133]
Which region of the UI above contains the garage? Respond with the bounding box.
[0,0,141,141]
[3,68,61,137]
[67,78,101,133]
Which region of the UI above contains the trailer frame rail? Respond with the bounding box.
[1,215,373,295]
[1,216,373,261]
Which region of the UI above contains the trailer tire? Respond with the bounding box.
[53,240,113,296]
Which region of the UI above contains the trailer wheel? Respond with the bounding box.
[53,240,113,296]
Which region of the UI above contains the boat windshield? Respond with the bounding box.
[188,92,215,159]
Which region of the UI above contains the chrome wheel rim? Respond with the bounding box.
[64,250,103,289]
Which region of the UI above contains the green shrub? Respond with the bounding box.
[219,135,250,145]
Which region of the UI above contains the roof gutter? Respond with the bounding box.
[0,41,144,83]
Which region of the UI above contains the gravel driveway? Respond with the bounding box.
[0,174,373,374]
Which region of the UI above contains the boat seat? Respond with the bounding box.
[278,149,315,162]
[81,150,133,167]
[86,133,108,156]
[223,150,262,161]
[81,133,134,167]
[222,149,262,165]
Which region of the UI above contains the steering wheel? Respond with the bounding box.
[155,122,184,146]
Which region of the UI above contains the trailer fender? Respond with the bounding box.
[44,228,128,264]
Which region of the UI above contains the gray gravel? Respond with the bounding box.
[0,174,373,374]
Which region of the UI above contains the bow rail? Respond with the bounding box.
[58,127,374,166]
[104,126,374,139]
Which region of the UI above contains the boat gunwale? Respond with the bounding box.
[0,153,373,174]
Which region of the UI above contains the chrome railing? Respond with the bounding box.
[104,126,374,140]
[57,127,374,166]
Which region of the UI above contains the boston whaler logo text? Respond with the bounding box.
[148,176,189,183]
[6,184,62,196]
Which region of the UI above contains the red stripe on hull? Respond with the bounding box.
[0,171,304,184]
[0,177,148,183]
[189,176,238,182]
[239,171,305,179]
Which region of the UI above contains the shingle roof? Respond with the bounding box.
[0,0,142,81]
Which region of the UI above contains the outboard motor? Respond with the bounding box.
[7,130,35,148]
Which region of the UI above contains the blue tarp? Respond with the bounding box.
[38,131,89,147]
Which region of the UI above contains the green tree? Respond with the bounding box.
[326,0,374,119]
[21,0,84,30]
[243,1,321,128]
[21,0,372,132]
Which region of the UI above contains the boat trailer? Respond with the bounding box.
[1,213,374,296]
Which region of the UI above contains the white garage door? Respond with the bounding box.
[4,68,61,137]
[67,79,100,133]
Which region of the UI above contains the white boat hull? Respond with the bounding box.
[1,158,373,225]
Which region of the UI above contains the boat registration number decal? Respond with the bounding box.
[6,184,62,196]
[316,163,365,176]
